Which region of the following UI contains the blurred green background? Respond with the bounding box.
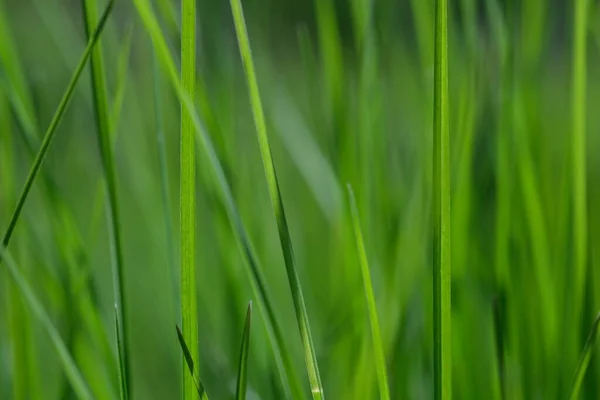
[2,0,600,398]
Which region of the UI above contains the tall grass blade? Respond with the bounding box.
[114,306,128,400]
[229,0,324,397]
[236,301,253,400]
[347,185,390,400]
[0,0,114,252]
[0,246,93,400]
[132,0,303,397]
[433,0,451,398]
[181,0,199,398]
[176,325,208,399]
[81,0,129,397]
[569,312,600,400]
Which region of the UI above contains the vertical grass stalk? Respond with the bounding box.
[181,0,198,398]
[80,0,129,396]
[235,302,253,400]
[348,185,390,400]
[433,0,451,398]
[229,0,325,397]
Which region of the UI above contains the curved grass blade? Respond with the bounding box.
[176,325,208,399]
[433,0,451,398]
[569,312,600,400]
[81,0,130,397]
[228,0,324,397]
[1,0,114,253]
[0,246,93,400]
[132,1,303,397]
[114,306,128,400]
[236,301,253,400]
[347,185,390,400]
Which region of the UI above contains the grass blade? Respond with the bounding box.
[236,301,253,400]
[569,312,600,400]
[132,1,303,397]
[114,306,128,400]
[229,0,324,397]
[181,0,199,398]
[176,325,208,399]
[0,246,93,400]
[433,0,451,398]
[1,0,114,252]
[81,0,130,397]
[347,185,390,400]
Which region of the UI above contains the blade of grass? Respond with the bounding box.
[110,22,134,134]
[132,1,303,397]
[181,0,199,398]
[569,312,600,400]
[176,325,208,400]
[229,0,324,398]
[0,246,93,400]
[433,0,451,398]
[236,301,253,400]
[81,0,129,397]
[347,185,390,400]
[114,306,128,400]
[0,0,114,253]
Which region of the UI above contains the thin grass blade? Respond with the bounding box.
[569,312,600,399]
[176,325,208,399]
[132,0,303,396]
[347,185,390,400]
[0,246,93,400]
[114,306,128,400]
[236,301,253,400]
[1,0,114,252]
[433,0,451,398]
[228,0,324,397]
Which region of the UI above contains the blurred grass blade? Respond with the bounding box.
[569,312,600,400]
[176,325,208,399]
[181,0,199,398]
[236,302,253,400]
[1,0,114,252]
[0,246,93,400]
[110,22,134,135]
[347,185,390,400]
[81,0,130,397]
[433,0,451,398]
[229,0,324,397]
[132,0,303,397]
[114,306,128,400]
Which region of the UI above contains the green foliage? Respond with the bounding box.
[235,302,252,400]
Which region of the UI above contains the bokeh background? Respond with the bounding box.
[2,0,600,398]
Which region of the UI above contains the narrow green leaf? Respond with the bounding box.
[0,246,93,400]
[229,0,324,397]
[569,312,600,400]
[433,0,451,398]
[176,325,208,399]
[347,185,390,400]
[236,301,253,400]
[110,22,134,135]
[114,306,128,400]
[0,0,114,252]
[81,0,129,397]
[181,0,199,398]
[132,0,303,397]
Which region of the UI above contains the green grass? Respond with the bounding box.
[235,301,252,400]
[569,312,600,400]
[433,0,451,398]
[229,0,324,397]
[348,185,390,400]
[3,0,600,399]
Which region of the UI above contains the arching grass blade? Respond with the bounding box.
[236,301,252,400]
[347,185,390,400]
[1,0,115,252]
[228,0,324,397]
[176,325,208,399]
